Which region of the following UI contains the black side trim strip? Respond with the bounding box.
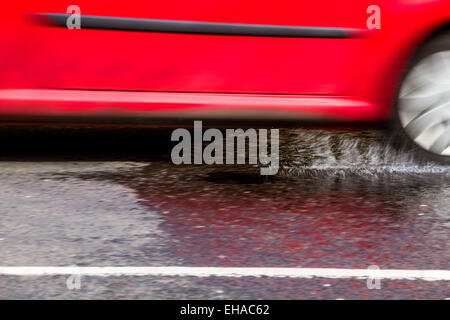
[30,13,366,38]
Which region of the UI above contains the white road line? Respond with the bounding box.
[0,267,449,281]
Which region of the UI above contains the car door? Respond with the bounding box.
[9,0,377,95]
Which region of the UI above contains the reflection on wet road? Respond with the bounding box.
[0,125,448,299]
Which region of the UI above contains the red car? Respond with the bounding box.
[1,1,450,161]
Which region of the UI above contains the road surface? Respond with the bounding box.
[0,124,448,299]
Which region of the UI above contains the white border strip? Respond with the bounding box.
[0,267,449,281]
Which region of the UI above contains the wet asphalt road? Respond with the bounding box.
[0,124,448,299]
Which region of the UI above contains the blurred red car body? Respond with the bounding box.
[0,0,449,123]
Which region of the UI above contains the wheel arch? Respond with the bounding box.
[388,19,450,118]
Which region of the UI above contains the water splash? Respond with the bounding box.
[280,129,450,177]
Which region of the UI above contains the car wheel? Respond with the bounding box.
[397,32,450,163]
